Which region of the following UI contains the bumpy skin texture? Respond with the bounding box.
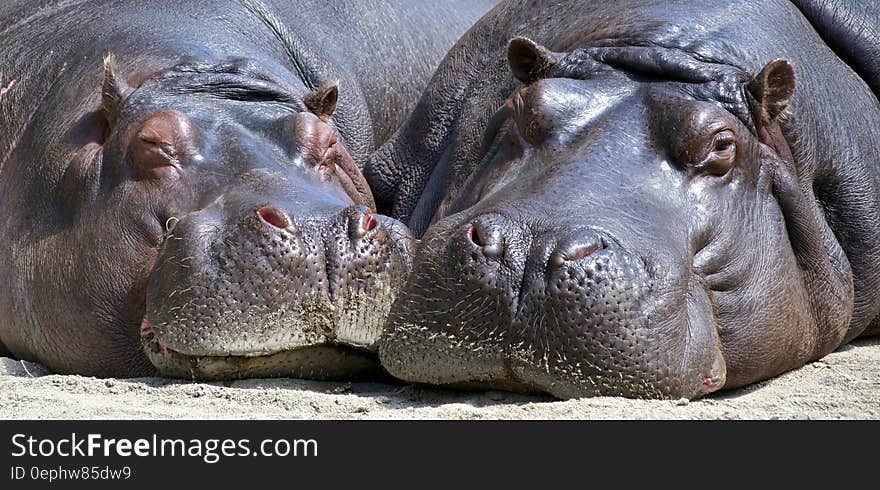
[0,0,494,378]
[370,0,880,399]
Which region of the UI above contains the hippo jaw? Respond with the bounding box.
[141,317,388,381]
[137,222,414,382]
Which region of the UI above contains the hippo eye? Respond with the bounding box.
[695,129,736,176]
[138,133,178,162]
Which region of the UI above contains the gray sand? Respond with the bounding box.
[1,338,878,419]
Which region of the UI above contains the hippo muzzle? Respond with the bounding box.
[144,184,413,379]
[380,209,726,399]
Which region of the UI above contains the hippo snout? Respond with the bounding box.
[466,214,605,267]
[143,193,413,380]
[380,213,725,399]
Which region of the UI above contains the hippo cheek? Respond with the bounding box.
[140,199,414,381]
[380,221,725,400]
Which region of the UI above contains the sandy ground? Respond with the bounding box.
[1,338,878,420]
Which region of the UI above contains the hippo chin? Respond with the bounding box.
[0,0,494,379]
[370,0,880,399]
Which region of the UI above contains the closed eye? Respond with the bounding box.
[138,135,177,160]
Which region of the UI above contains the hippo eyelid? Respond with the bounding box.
[152,141,178,161]
[710,129,735,150]
[137,130,168,149]
[691,129,737,176]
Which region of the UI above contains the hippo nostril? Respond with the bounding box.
[257,206,291,230]
[350,208,380,240]
[468,221,504,258]
[467,225,482,247]
[365,211,379,232]
[567,244,600,261]
[467,225,483,247]
[549,242,601,268]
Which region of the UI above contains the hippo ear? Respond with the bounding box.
[100,53,133,126]
[303,81,339,122]
[507,37,560,84]
[748,59,796,126]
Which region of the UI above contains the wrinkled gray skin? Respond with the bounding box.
[368,0,880,399]
[0,0,495,379]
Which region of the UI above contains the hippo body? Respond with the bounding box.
[369,0,880,399]
[0,0,495,378]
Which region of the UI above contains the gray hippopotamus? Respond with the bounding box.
[0,0,495,379]
[368,0,880,399]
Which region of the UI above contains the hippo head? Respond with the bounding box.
[380,39,853,399]
[77,56,412,379]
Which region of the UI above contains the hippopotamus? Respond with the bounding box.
[0,0,495,379]
[368,0,880,399]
